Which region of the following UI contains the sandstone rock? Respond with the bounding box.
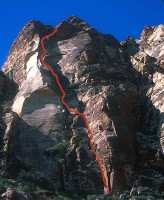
[0,16,163,198]
[1,188,32,200]
[140,26,155,40]
[123,24,164,194]
[139,24,164,68]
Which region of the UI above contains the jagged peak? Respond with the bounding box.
[67,16,89,24]
[66,15,96,32]
[140,26,155,39]
[140,24,164,40]
[8,20,53,55]
[18,20,46,36]
[26,19,44,25]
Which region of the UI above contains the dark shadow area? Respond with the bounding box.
[1,71,18,102]
[3,112,103,198]
[121,40,164,192]
[0,71,18,174]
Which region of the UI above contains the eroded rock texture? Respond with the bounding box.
[122,25,164,193]
[0,16,163,198]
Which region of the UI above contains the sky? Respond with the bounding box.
[0,0,163,68]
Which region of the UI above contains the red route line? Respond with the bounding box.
[40,26,110,194]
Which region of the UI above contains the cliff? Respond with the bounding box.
[0,16,163,200]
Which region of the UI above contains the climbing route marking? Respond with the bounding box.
[40,26,110,194]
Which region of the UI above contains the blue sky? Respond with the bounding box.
[0,0,163,68]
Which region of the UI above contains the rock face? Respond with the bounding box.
[1,188,32,200]
[0,16,163,198]
[122,25,164,193]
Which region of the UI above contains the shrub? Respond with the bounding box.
[87,195,97,200]
[45,142,69,157]
[1,100,13,109]
[0,177,13,188]
[55,194,72,200]
[0,176,39,196]
[95,84,102,94]
[58,158,65,165]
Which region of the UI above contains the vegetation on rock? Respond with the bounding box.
[45,142,69,157]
